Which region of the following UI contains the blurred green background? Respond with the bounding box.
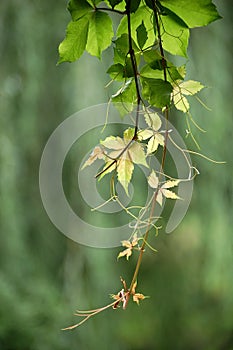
[0,1,232,349]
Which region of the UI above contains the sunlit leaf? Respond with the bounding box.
[117,5,155,48]
[100,136,124,149]
[68,0,93,21]
[172,87,190,112]
[162,179,180,188]
[117,159,134,195]
[129,142,148,167]
[160,12,189,57]
[86,11,114,58]
[160,0,221,28]
[58,18,89,63]
[179,80,205,95]
[162,189,180,200]
[147,134,164,154]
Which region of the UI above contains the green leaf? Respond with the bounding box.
[113,34,139,65]
[108,0,123,8]
[141,78,173,108]
[58,18,89,63]
[160,13,189,57]
[86,11,113,58]
[68,0,93,21]
[117,5,155,48]
[136,21,148,50]
[107,63,124,81]
[140,65,164,79]
[143,50,163,70]
[160,0,221,28]
[112,80,137,117]
[125,0,141,13]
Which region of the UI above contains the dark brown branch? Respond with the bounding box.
[126,0,141,139]
[96,7,126,15]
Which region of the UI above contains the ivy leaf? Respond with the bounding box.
[172,80,205,112]
[100,128,148,194]
[117,234,138,260]
[141,78,173,108]
[138,112,164,155]
[136,21,148,50]
[107,63,124,81]
[125,0,141,13]
[112,80,137,117]
[117,5,155,48]
[140,65,164,79]
[143,50,163,70]
[58,18,89,63]
[113,34,140,65]
[147,134,164,154]
[131,281,148,305]
[108,0,123,8]
[148,171,180,206]
[117,159,134,196]
[178,80,205,95]
[86,11,114,58]
[160,0,221,28]
[81,146,105,169]
[172,88,190,112]
[160,13,189,57]
[144,112,162,131]
[68,0,93,21]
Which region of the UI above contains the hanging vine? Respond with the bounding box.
[58,0,222,329]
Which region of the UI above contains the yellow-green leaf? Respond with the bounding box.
[144,112,162,131]
[179,80,205,95]
[117,159,134,196]
[129,142,148,167]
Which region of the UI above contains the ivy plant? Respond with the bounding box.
[58,0,222,329]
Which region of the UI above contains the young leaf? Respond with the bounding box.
[172,80,205,112]
[136,21,148,50]
[178,80,205,95]
[172,87,190,112]
[100,128,148,194]
[141,78,173,108]
[58,18,89,63]
[148,171,180,206]
[147,134,164,154]
[144,112,162,131]
[81,146,105,169]
[160,0,221,28]
[86,11,114,58]
[117,159,134,195]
